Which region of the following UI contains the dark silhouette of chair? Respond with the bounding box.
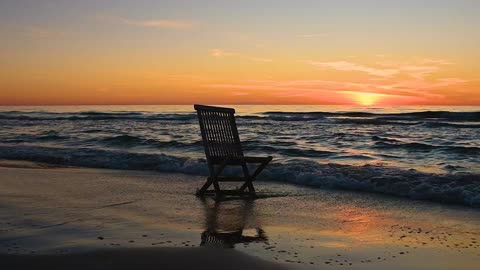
[194,104,272,197]
[199,198,268,248]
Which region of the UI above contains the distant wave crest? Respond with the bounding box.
[1,111,479,126]
[0,111,197,122]
[262,110,480,122]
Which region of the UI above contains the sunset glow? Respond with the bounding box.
[0,1,479,105]
[353,92,381,106]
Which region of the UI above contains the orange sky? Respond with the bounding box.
[1,1,479,106]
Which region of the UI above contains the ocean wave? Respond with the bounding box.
[1,110,479,125]
[99,135,149,145]
[78,111,144,116]
[263,110,480,121]
[237,115,324,122]
[0,144,479,207]
[424,122,480,129]
[0,144,208,175]
[372,137,480,154]
[335,119,421,126]
[96,135,203,149]
[263,111,374,117]
[371,135,401,143]
[4,132,333,156]
[262,160,480,207]
[0,111,197,122]
[1,131,69,143]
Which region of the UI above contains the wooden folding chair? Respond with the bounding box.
[194,104,272,198]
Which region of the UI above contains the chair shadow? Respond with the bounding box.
[199,198,268,248]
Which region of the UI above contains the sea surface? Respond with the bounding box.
[0,105,479,206]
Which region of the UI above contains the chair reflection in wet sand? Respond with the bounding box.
[200,198,268,248]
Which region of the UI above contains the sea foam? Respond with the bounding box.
[1,144,478,207]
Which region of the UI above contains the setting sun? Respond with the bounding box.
[353,92,382,106]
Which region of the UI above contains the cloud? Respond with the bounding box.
[210,48,236,57]
[309,58,454,80]
[206,77,467,101]
[98,15,193,29]
[122,19,193,29]
[209,48,272,62]
[399,65,439,80]
[306,60,399,77]
[206,81,418,104]
[203,55,469,104]
[297,33,329,38]
[420,58,452,65]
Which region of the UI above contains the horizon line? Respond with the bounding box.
[1,103,479,107]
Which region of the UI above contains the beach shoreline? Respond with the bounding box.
[1,163,479,269]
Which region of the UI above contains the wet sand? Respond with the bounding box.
[0,161,479,269]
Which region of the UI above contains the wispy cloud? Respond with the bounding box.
[399,65,439,80]
[420,58,452,65]
[205,56,462,103]
[306,60,398,77]
[210,48,235,57]
[122,18,193,29]
[99,15,194,29]
[297,33,329,38]
[308,58,454,80]
[376,58,453,79]
[210,48,272,62]
[206,77,467,102]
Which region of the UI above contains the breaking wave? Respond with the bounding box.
[0,144,479,207]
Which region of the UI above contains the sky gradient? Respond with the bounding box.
[1,0,479,105]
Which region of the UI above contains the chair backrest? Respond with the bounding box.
[194,104,244,163]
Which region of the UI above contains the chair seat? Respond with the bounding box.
[210,156,272,165]
[213,176,246,182]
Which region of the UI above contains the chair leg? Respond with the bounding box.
[198,162,228,196]
[213,179,221,197]
[198,158,270,197]
[239,160,270,193]
[239,179,255,193]
[196,177,214,196]
[240,163,255,195]
[247,181,255,194]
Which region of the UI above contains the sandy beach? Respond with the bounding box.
[1,161,479,269]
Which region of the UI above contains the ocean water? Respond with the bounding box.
[0,105,479,206]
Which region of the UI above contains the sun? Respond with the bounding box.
[353,92,381,106]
